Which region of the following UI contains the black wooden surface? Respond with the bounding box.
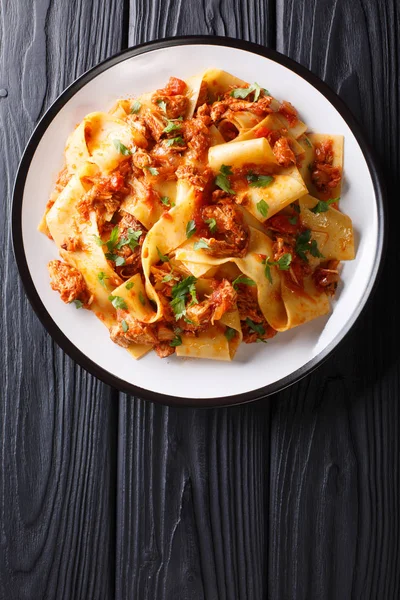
[1,1,399,598]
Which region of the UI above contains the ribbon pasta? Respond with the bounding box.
[40,68,354,361]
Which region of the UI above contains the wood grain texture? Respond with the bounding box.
[0,1,124,598]
[270,0,400,598]
[116,398,270,600]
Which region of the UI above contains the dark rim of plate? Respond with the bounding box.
[12,35,387,408]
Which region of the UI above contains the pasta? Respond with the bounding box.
[40,69,355,361]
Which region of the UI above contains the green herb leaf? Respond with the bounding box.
[161,196,170,206]
[93,235,104,246]
[157,99,167,113]
[163,117,183,133]
[139,291,146,305]
[170,335,182,347]
[247,173,274,188]
[106,226,119,251]
[147,167,159,176]
[304,136,312,148]
[204,217,217,233]
[113,139,131,155]
[193,239,210,250]
[256,199,269,218]
[263,253,293,282]
[115,256,126,267]
[157,247,170,262]
[232,275,256,290]
[224,327,237,342]
[97,271,109,288]
[165,136,185,147]
[162,273,178,283]
[215,164,234,194]
[170,276,198,320]
[230,82,263,101]
[186,220,197,239]
[295,229,323,262]
[245,318,265,337]
[121,319,129,332]
[109,295,128,310]
[310,197,339,214]
[72,299,83,309]
[131,101,141,114]
[116,228,142,251]
[288,215,298,225]
[126,281,134,290]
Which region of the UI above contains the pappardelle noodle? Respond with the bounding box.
[39,69,354,361]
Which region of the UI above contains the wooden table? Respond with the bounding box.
[1,1,398,598]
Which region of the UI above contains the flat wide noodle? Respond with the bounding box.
[208,137,277,172]
[299,195,355,260]
[235,165,308,223]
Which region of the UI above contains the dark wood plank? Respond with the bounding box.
[0,1,125,598]
[270,1,400,598]
[116,2,276,598]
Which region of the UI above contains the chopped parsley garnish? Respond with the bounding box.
[105,254,126,267]
[162,273,178,283]
[165,136,185,147]
[215,164,234,194]
[113,139,131,155]
[170,335,182,347]
[295,230,323,262]
[263,253,292,284]
[288,215,298,225]
[256,199,269,218]
[157,247,170,262]
[108,295,128,310]
[163,117,183,133]
[121,319,129,333]
[224,327,237,342]
[93,235,104,246]
[230,82,264,101]
[126,281,134,290]
[139,291,146,306]
[304,137,312,148]
[97,271,109,288]
[72,299,83,309]
[247,173,274,188]
[157,99,167,113]
[170,276,198,320]
[232,275,256,290]
[245,318,265,337]
[310,197,339,214]
[186,220,197,239]
[193,239,210,250]
[293,204,300,213]
[116,228,142,251]
[131,101,141,114]
[204,217,217,233]
[147,167,159,176]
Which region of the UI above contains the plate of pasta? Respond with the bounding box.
[12,37,385,406]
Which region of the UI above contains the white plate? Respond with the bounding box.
[12,37,386,406]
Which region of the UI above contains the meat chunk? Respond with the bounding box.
[109,311,157,348]
[272,136,296,167]
[152,94,189,119]
[278,100,298,127]
[154,342,176,358]
[200,203,250,258]
[183,279,237,331]
[176,164,213,191]
[113,212,146,280]
[313,260,340,296]
[310,139,342,195]
[48,260,90,305]
[77,162,131,225]
[237,287,277,343]
[210,95,273,122]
